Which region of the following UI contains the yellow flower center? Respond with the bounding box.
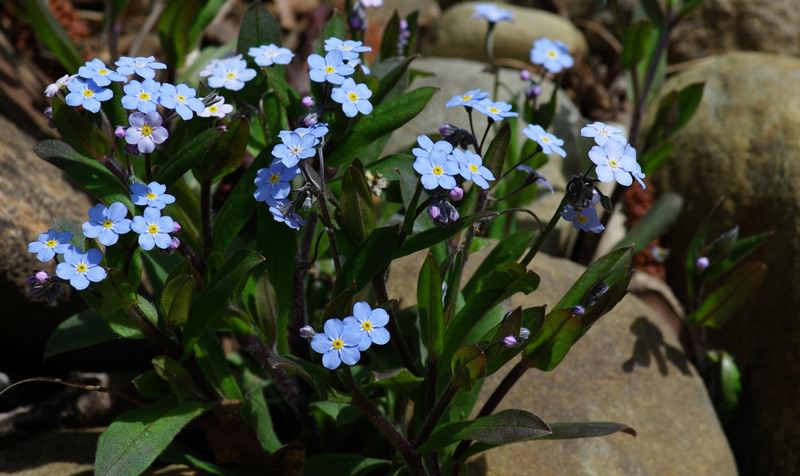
[468,164,479,173]
[176,95,186,103]
[102,219,114,229]
[138,91,151,101]
[290,146,303,155]
[208,105,218,113]
[541,136,551,143]
[83,88,94,98]
[432,165,444,176]
[347,91,359,103]
[325,65,336,74]
[546,49,558,59]
[331,338,345,350]
[225,71,237,80]
[608,159,619,169]
[489,107,499,114]
[46,239,58,248]
[148,224,159,235]
[98,68,109,75]
[146,192,157,199]
[269,174,281,184]
[462,95,472,101]
[141,125,153,137]
[361,321,373,332]
[576,214,588,223]
[76,263,88,273]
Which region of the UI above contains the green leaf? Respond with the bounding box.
[673,82,704,132]
[689,261,766,328]
[44,310,121,359]
[372,55,417,105]
[339,161,377,244]
[484,306,546,375]
[621,20,653,69]
[639,141,675,171]
[529,87,558,129]
[303,454,391,476]
[311,401,363,426]
[418,254,445,358]
[157,0,201,69]
[33,140,133,212]
[418,409,551,452]
[194,333,243,400]
[639,0,664,26]
[463,229,535,297]
[379,11,401,61]
[161,274,193,328]
[705,231,771,284]
[50,97,110,159]
[24,0,82,71]
[328,87,439,167]
[451,345,487,390]
[395,212,493,258]
[335,225,402,294]
[152,355,205,401]
[241,366,282,452]
[95,399,212,476]
[708,350,742,412]
[613,192,683,253]
[541,421,637,440]
[237,1,281,55]
[153,128,224,186]
[686,198,724,303]
[369,368,424,398]
[195,116,250,184]
[183,249,266,356]
[484,122,511,177]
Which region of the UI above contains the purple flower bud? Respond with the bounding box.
[34,270,50,284]
[26,270,62,303]
[303,113,319,127]
[439,123,459,137]
[449,186,464,202]
[114,126,126,138]
[525,83,542,100]
[169,237,181,250]
[428,204,442,222]
[43,107,53,119]
[570,305,586,316]
[299,325,316,339]
[217,124,228,132]
[503,335,518,348]
[696,256,710,271]
[519,69,532,81]
[519,327,531,340]
[172,221,181,233]
[447,205,459,222]
[302,96,315,108]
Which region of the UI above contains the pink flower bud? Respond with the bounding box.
[519,69,532,81]
[696,256,710,270]
[503,335,518,348]
[299,325,316,339]
[172,221,181,233]
[428,204,442,221]
[34,270,50,284]
[114,126,126,138]
[449,186,464,202]
[302,96,315,108]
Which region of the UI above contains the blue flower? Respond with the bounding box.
[254,161,300,201]
[473,3,513,23]
[445,88,489,108]
[131,207,176,250]
[64,78,113,113]
[272,131,317,167]
[207,56,257,91]
[115,56,167,80]
[324,38,372,61]
[343,301,391,351]
[269,203,305,230]
[561,205,604,233]
[56,247,107,290]
[453,149,495,189]
[331,78,373,118]
[414,150,460,190]
[523,124,566,157]
[130,181,175,210]
[310,318,362,369]
[278,124,328,146]
[530,38,574,74]
[413,135,453,159]
[580,121,626,146]
[308,50,354,85]
[248,44,294,67]
[121,79,161,113]
[82,202,131,246]
[474,99,518,121]
[588,140,637,186]
[27,229,73,262]
[77,59,126,87]
[125,111,168,154]
[159,83,205,120]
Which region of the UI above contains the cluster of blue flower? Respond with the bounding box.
[306,301,391,370]
[308,38,374,118]
[27,182,178,291]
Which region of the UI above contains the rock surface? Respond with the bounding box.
[388,250,736,475]
[424,2,588,65]
[653,52,800,475]
[670,0,800,62]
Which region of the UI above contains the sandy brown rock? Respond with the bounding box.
[388,250,736,475]
[653,52,800,475]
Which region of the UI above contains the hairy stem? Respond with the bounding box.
[520,195,568,266]
[289,213,319,357]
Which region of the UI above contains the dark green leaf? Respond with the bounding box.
[152,355,205,401]
[613,192,683,253]
[463,229,534,297]
[369,368,424,398]
[132,371,169,400]
[373,55,418,105]
[303,453,391,476]
[161,274,193,328]
[24,0,82,71]
[311,401,363,426]
[541,421,637,440]
[639,0,664,26]
[708,350,741,412]
[395,212,493,258]
[621,20,653,69]
[50,97,110,159]
[195,117,250,184]
[484,306,546,375]
[705,231,771,284]
[639,141,675,171]
[194,333,243,400]
[157,0,201,69]
[44,310,121,359]
[335,225,401,294]
[418,409,551,452]
[418,254,444,358]
[237,1,281,55]
[379,11,401,61]
[339,161,377,244]
[689,261,766,328]
[674,82,704,132]
[241,366,282,452]
[484,122,511,177]
[153,128,223,186]
[451,345,487,390]
[686,198,725,304]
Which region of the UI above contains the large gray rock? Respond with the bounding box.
[653,52,800,475]
[388,250,736,475]
[424,2,588,65]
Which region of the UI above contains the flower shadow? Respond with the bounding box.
[622,317,692,376]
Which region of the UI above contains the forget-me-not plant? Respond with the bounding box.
[445,89,489,108]
[131,207,176,251]
[272,131,318,167]
[56,247,107,291]
[115,56,167,79]
[453,149,495,189]
[324,38,371,61]
[78,59,126,87]
[474,99,518,121]
[130,182,176,210]
[311,318,362,370]
[343,302,391,351]
[65,78,113,113]
[530,38,574,74]
[331,78,373,118]
[523,124,567,157]
[159,83,205,120]
[122,79,161,113]
[82,202,132,246]
[308,50,354,85]
[125,111,169,154]
[248,44,294,67]
[207,56,257,91]
[254,161,301,201]
[472,3,513,23]
[28,230,73,262]
[581,121,626,146]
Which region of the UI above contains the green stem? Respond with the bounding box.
[520,194,568,266]
[413,380,459,448]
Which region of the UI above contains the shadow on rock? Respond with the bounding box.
[622,317,692,376]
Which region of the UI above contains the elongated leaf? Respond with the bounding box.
[237,1,281,55]
[194,333,243,400]
[328,87,439,167]
[44,310,121,359]
[464,229,534,297]
[613,192,683,253]
[451,345,487,390]
[418,409,551,452]
[311,401,362,426]
[674,82,704,132]
[484,122,511,177]
[372,55,417,105]
[369,368,424,398]
[639,140,675,171]
[339,161,376,244]
[686,198,725,304]
[157,0,200,69]
[34,140,133,211]
[689,261,766,328]
[379,11,401,61]
[484,306,546,375]
[418,254,444,357]
[639,0,664,26]
[132,371,169,400]
[705,231,771,284]
[395,212,494,258]
[24,0,82,71]
[621,20,653,69]
[335,225,401,294]
[95,399,212,476]
[153,128,223,186]
[303,454,391,476]
[50,97,110,159]
[152,355,205,401]
[241,366,282,452]
[161,274,193,328]
[195,116,250,184]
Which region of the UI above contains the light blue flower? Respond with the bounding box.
[414,150,460,190]
[207,56,257,91]
[413,135,453,159]
[278,123,329,146]
[561,205,604,233]
[77,58,126,87]
[530,38,574,74]
[343,301,391,351]
[121,79,161,113]
[56,247,107,290]
[523,124,566,158]
[324,38,371,61]
[27,229,73,262]
[269,201,305,230]
[125,111,168,154]
[445,88,489,108]
[331,78,373,118]
[474,99,518,121]
[254,161,300,201]
[310,318,362,369]
[64,78,113,113]
[130,181,175,210]
[588,140,637,186]
[272,131,318,167]
[308,50,354,85]
[453,149,495,189]
[580,121,626,146]
[473,3,513,23]
[115,56,167,80]
[624,144,646,189]
[131,207,176,251]
[82,202,131,246]
[159,83,205,120]
[248,44,294,67]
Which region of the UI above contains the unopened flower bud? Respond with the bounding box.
[449,186,464,202]
[519,69,532,81]
[167,237,181,252]
[519,327,531,340]
[303,195,314,210]
[34,270,50,284]
[114,126,126,138]
[439,123,459,137]
[570,305,586,316]
[448,205,460,222]
[43,107,53,119]
[217,124,228,132]
[299,325,316,339]
[428,204,442,222]
[303,113,319,127]
[503,335,518,348]
[302,96,315,108]
[696,256,710,271]
[172,221,181,233]
[525,83,542,100]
